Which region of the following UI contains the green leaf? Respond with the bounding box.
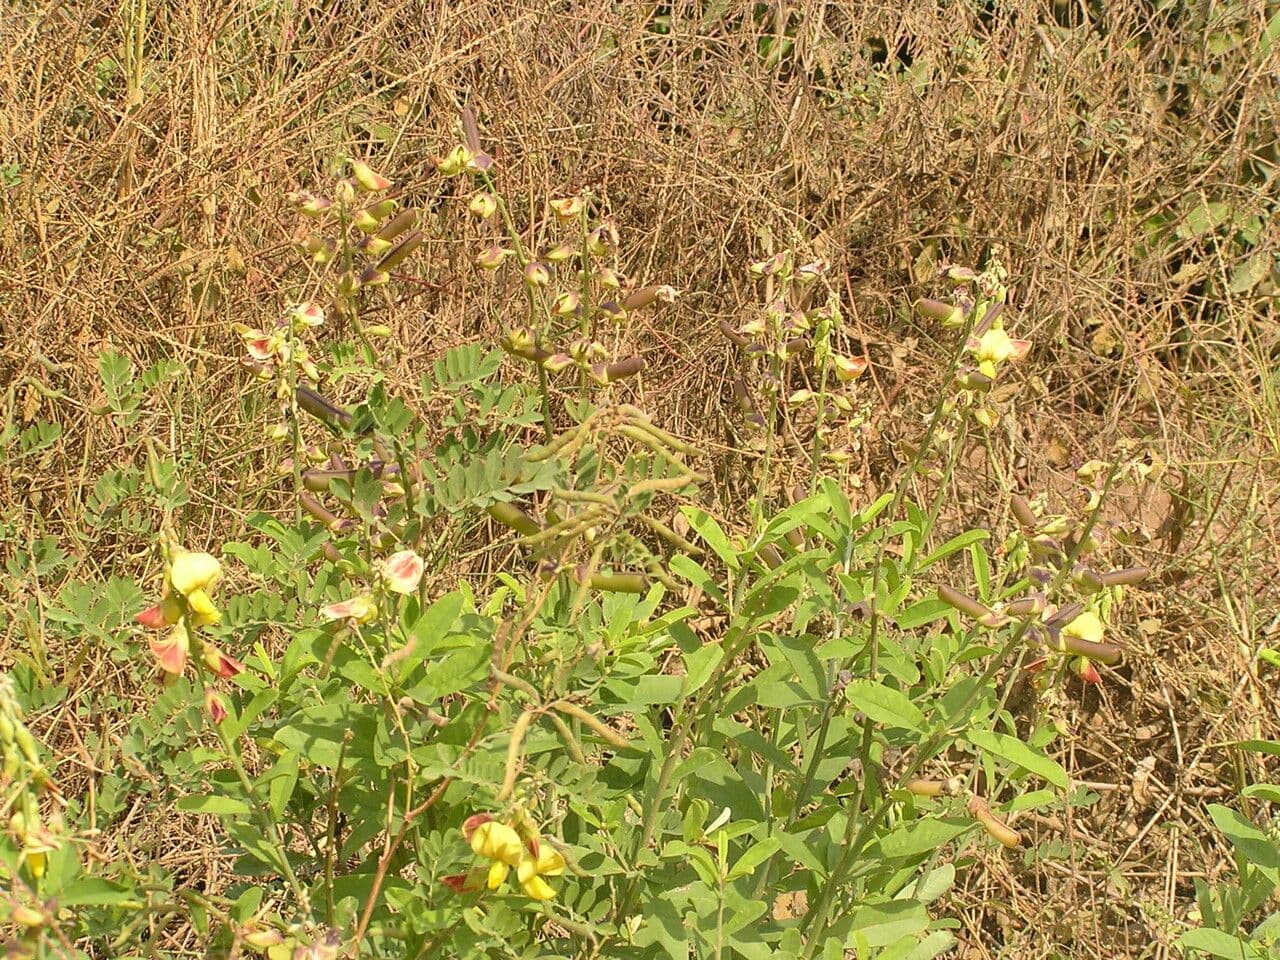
[967,729,1068,789]
[176,795,253,816]
[728,836,781,880]
[682,644,723,697]
[1208,804,1280,869]
[846,900,929,949]
[847,680,925,732]
[57,878,137,907]
[1179,927,1266,959]
[918,530,987,570]
[681,507,739,569]
[879,818,970,859]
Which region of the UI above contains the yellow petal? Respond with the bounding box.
[536,847,566,877]
[170,550,222,598]
[1062,610,1105,644]
[186,589,222,626]
[520,873,556,900]
[486,860,509,890]
[975,327,1016,365]
[471,821,522,865]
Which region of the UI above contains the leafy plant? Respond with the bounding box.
[0,119,1155,960]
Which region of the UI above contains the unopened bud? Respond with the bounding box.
[523,262,551,288]
[350,159,393,192]
[476,244,510,270]
[467,192,498,219]
[585,223,619,256]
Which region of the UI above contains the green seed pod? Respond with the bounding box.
[552,700,630,750]
[1003,596,1045,618]
[627,474,699,498]
[295,386,355,432]
[496,709,536,803]
[0,713,14,745]
[376,208,417,243]
[486,502,540,537]
[586,571,649,594]
[639,514,705,557]
[644,556,682,592]
[14,726,39,766]
[1072,564,1105,594]
[526,425,583,463]
[1055,633,1122,665]
[905,778,944,797]
[591,356,644,384]
[300,493,341,529]
[549,713,587,766]
[3,744,19,779]
[938,585,993,621]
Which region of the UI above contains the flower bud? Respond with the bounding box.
[435,145,472,176]
[476,245,511,270]
[833,355,868,382]
[523,261,551,288]
[350,159,393,192]
[467,192,498,219]
[585,223,618,256]
[944,265,978,283]
[597,300,626,323]
[334,178,356,207]
[552,291,581,318]
[550,196,584,219]
[1074,656,1102,684]
[594,266,625,289]
[915,298,965,327]
[288,190,333,217]
[204,690,228,723]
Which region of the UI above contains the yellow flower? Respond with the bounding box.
[167,548,223,628]
[516,841,566,901]
[969,326,1031,378]
[470,820,522,866]
[1062,610,1104,644]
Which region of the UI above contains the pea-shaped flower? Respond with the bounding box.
[169,548,223,626]
[516,840,566,901]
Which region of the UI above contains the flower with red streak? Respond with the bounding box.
[440,868,487,894]
[320,595,378,625]
[203,644,246,680]
[833,355,869,382]
[381,550,425,595]
[1074,657,1102,684]
[149,620,190,675]
[205,690,229,723]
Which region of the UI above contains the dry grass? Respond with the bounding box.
[1,1,1278,957]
